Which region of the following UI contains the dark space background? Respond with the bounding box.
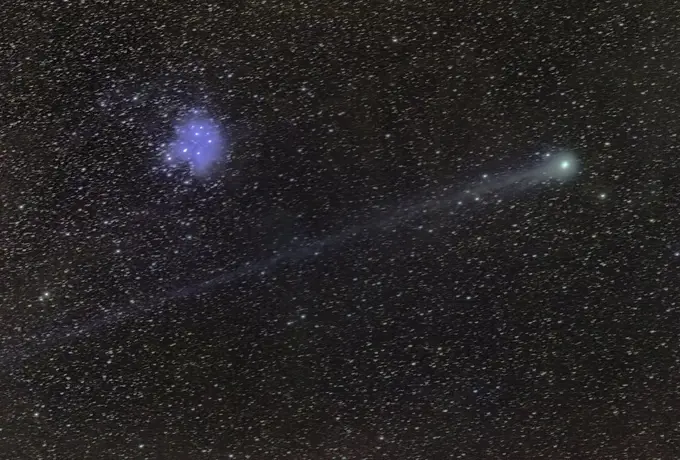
[2,1,680,458]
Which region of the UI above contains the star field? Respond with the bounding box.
[2,1,680,459]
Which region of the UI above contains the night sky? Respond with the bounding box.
[2,1,680,459]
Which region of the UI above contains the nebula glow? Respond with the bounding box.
[165,113,227,175]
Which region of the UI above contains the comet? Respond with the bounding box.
[0,148,581,371]
[169,149,581,298]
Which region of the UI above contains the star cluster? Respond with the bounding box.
[166,113,227,176]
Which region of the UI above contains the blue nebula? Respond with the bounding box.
[166,114,227,175]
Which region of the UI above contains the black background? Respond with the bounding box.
[2,1,680,458]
